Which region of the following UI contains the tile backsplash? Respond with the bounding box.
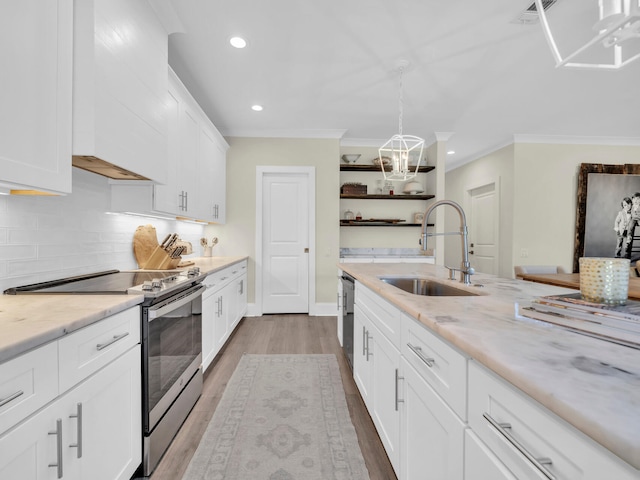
[0,168,205,292]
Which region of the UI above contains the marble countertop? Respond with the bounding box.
[338,262,640,471]
[0,256,248,364]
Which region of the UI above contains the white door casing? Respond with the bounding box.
[256,167,315,314]
[466,180,500,275]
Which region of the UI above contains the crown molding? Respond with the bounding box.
[513,134,640,146]
[221,128,347,139]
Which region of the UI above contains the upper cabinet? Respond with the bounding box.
[72,0,171,183]
[111,68,229,223]
[0,0,73,194]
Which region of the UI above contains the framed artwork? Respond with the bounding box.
[574,163,640,272]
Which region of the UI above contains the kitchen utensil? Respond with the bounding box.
[133,225,161,269]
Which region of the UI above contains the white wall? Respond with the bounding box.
[445,144,514,278]
[0,168,205,292]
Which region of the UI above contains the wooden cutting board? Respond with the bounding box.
[133,225,159,268]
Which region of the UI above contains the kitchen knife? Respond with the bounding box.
[165,234,178,251]
[159,234,171,249]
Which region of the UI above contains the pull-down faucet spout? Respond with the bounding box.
[420,200,475,285]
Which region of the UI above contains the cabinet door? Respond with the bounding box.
[0,0,72,193]
[0,400,71,480]
[67,346,141,480]
[198,123,227,223]
[369,323,401,474]
[201,290,217,372]
[353,305,372,408]
[401,358,465,480]
[464,430,516,480]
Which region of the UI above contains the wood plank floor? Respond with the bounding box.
[147,315,397,480]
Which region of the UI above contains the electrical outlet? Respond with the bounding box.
[520,248,529,258]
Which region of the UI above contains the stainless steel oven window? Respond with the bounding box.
[142,284,203,432]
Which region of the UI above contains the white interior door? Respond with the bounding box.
[468,182,499,275]
[261,171,310,313]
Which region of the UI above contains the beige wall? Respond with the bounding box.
[205,137,340,305]
[445,144,515,278]
[446,142,640,278]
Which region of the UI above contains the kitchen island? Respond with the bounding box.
[339,262,640,477]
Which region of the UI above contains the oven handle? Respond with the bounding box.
[148,284,204,320]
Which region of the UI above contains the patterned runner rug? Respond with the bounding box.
[182,354,370,480]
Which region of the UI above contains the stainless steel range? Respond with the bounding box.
[5,267,207,477]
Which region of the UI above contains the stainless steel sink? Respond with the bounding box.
[379,276,477,297]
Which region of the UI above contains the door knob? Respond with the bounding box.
[304,248,309,253]
[469,250,474,255]
[470,243,474,247]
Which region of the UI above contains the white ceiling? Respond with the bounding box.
[166,0,640,169]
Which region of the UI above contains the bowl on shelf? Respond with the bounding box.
[402,180,425,194]
[341,154,361,164]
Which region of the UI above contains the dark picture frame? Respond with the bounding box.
[574,163,640,272]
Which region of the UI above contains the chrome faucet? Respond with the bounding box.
[420,200,475,285]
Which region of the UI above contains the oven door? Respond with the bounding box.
[142,283,204,434]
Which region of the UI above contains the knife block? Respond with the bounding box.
[142,245,182,270]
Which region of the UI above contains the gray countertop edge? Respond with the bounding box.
[338,262,640,472]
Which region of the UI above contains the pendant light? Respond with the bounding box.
[379,60,425,182]
[536,0,640,69]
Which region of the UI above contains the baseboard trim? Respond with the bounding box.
[245,303,338,317]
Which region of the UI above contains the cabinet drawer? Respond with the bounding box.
[355,284,402,348]
[0,342,58,435]
[401,313,467,420]
[468,361,638,480]
[204,261,246,290]
[58,307,140,393]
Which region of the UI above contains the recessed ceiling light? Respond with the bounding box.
[447,150,455,155]
[229,36,247,49]
[251,105,263,112]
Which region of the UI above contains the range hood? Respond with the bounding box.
[72,156,151,181]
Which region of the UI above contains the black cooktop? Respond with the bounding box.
[3,270,182,295]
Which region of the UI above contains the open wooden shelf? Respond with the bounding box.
[340,164,435,173]
[340,222,434,227]
[340,194,435,200]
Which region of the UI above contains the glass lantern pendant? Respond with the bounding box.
[379,61,425,182]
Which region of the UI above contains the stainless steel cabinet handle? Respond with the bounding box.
[0,389,24,408]
[96,332,129,351]
[407,343,435,367]
[362,326,366,356]
[336,292,340,311]
[483,413,556,480]
[238,280,244,295]
[395,369,404,411]
[48,418,63,478]
[365,330,373,361]
[69,402,83,458]
[184,191,188,210]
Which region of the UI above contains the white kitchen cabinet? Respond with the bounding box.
[401,357,465,480]
[72,0,170,183]
[353,284,403,474]
[111,68,229,222]
[353,305,373,409]
[198,122,227,223]
[369,321,401,473]
[0,0,73,194]
[464,430,516,480]
[202,261,248,371]
[0,308,141,480]
[467,360,638,480]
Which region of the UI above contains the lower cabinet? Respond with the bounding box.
[202,261,248,372]
[401,358,465,480]
[464,430,516,480]
[0,345,141,480]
